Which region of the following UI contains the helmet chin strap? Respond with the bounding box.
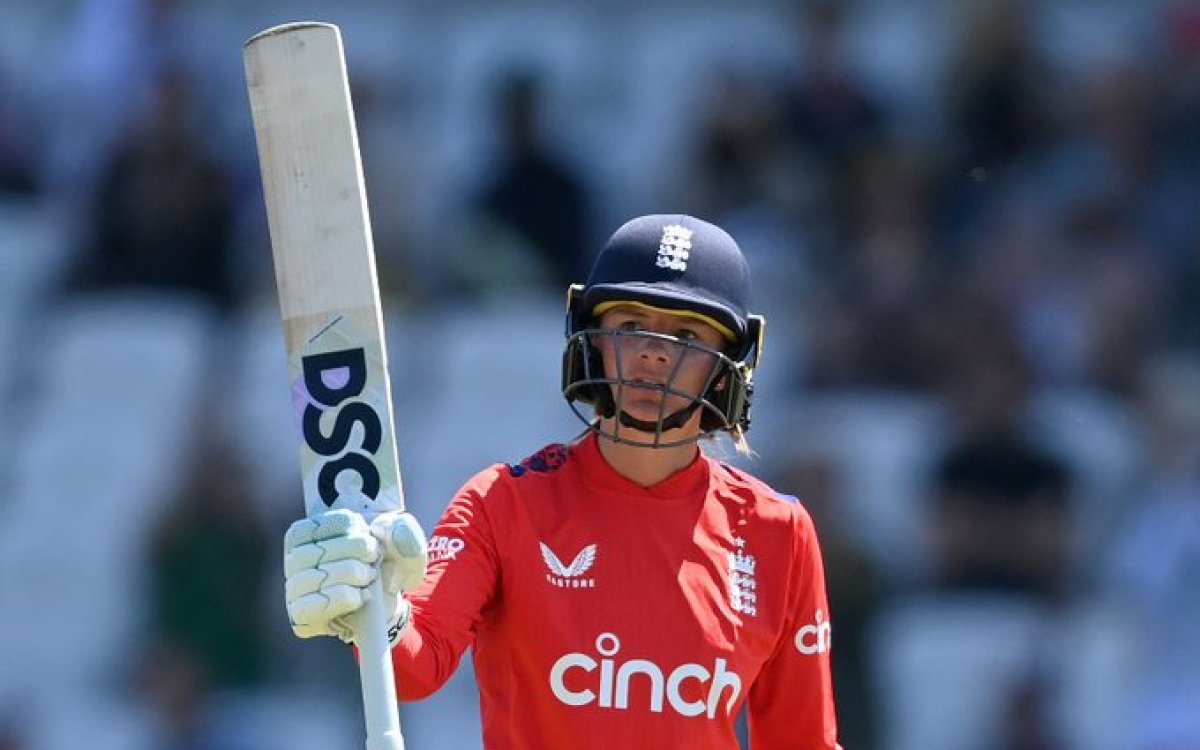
[614,399,702,436]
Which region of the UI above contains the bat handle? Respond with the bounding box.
[354,576,405,750]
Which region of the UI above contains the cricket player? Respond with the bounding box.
[284,214,842,748]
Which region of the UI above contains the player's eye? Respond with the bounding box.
[615,319,644,332]
[676,328,701,342]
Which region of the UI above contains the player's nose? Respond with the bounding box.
[634,334,673,363]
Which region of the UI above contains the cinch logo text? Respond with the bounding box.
[794,609,832,655]
[549,633,742,718]
[301,348,382,506]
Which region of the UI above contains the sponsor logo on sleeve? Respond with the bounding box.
[428,535,466,563]
[794,609,832,655]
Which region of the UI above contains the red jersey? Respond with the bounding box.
[392,433,840,749]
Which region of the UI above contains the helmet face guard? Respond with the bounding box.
[560,214,766,448]
[562,286,765,448]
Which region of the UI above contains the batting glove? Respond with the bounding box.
[283,509,428,645]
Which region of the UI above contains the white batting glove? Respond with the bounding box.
[283,509,428,645]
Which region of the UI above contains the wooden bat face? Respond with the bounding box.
[245,22,404,519]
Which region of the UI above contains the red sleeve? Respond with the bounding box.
[390,467,504,700]
[747,504,841,749]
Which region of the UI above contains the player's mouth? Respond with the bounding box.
[625,377,665,390]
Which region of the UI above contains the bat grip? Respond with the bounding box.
[354,577,405,750]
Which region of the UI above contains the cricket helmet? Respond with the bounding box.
[562,214,765,447]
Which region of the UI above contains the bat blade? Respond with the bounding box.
[245,21,404,521]
[244,22,406,750]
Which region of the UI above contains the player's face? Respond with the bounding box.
[595,304,727,430]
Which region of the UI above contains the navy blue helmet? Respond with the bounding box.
[562,214,765,446]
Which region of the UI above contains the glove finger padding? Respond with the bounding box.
[283,509,384,642]
[284,509,362,548]
[371,511,429,594]
[284,558,377,600]
[289,584,368,641]
[283,533,380,579]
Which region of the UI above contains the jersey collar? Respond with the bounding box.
[575,431,710,500]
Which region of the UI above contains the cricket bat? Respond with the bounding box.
[244,22,406,750]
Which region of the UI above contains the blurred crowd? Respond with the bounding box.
[0,0,1198,749]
